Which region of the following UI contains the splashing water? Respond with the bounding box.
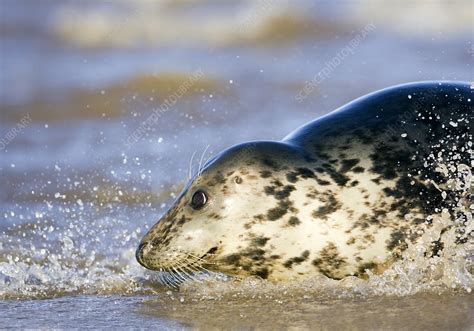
[1,132,472,301]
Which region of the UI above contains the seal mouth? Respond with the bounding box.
[202,246,218,259]
[166,246,219,272]
[195,246,219,272]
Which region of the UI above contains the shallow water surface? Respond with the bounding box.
[1,292,473,330]
[141,292,474,330]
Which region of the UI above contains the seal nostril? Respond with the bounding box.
[136,242,148,267]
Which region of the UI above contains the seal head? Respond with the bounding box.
[136,141,310,280]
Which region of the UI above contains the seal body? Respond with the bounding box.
[136,81,472,282]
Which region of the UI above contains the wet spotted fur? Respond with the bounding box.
[136,82,472,282]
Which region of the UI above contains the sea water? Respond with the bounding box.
[1,1,472,329]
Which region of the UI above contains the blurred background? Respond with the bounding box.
[0,0,473,299]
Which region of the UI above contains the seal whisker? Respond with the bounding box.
[183,250,218,265]
[176,251,215,275]
[168,271,181,288]
[171,266,188,283]
[159,272,173,288]
[197,144,210,177]
[201,149,215,174]
[159,252,207,283]
[186,257,215,274]
[157,272,165,285]
[183,260,206,275]
[177,265,196,282]
[178,263,203,283]
[185,266,203,283]
[188,150,198,181]
[163,272,175,288]
[158,267,182,288]
[158,270,172,288]
[176,254,205,274]
[173,257,198,281]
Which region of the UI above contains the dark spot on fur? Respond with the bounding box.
[314,150,331,160]
[264,184,295,200]
[288,216,301,226]
[177,215,189,226]
[222,243,270,277]
[254,214,265,221]
[339,158,360,172]
[283,250,310,269]
[286,173,298,183]
[322,163,332,169]
[346,237,356,245]
[255,268,269,279]
[208,171,226,186]
[248,249,266,261]
[224,254,241,265]
[312,195,341,220]
[312,242,347,279]
[267,206,288,221]
[306,187,319,199]
[370,146,412,180]
[273,179,283,187]
[252,236,270,247]
[269,200,296,221]
[353,129,374,145]
[261,158,280,170]
[286,167,317,183]
[317,179,331,186]
[260,170,272,178]
[352,166,365,173]
[386,228,408,256]
[357,262,378,276]
[327,169,350,186]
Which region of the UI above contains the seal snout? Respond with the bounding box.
[135,242,149,268]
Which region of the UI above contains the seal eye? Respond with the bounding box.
[191,190,208,210]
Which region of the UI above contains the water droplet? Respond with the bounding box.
[61,236,74,250]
